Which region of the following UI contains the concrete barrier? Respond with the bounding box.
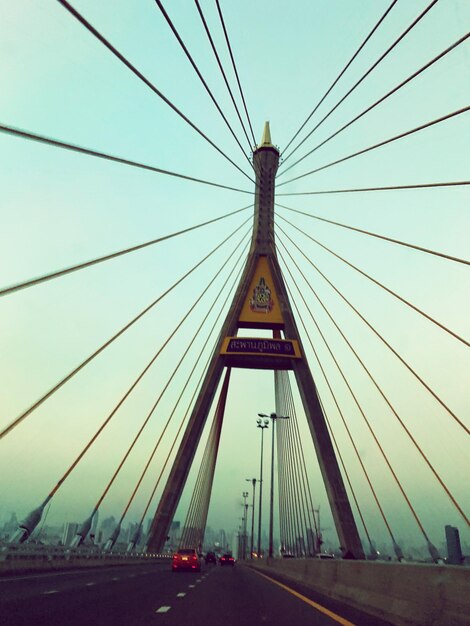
[246,559,470,626]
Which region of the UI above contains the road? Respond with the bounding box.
[0,561,392,625]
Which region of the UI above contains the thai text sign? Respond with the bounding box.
[221,337,301,358]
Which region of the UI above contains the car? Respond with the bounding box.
[219,553,235,566]
[205,551,217,564]
[172,548,201,572]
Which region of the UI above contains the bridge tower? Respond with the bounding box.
[147,124,364,558]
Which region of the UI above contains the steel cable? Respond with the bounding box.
[44,230,249,505]
[154,0,252,167]
[115,242,249,531]
[194,0,253,152]
[276,211,469,345]
[280,0,439,168]
[282,0,399,154]
[283,276,389,549]
[280,32,469,176]
[278,106,470,187]
[0,204,253,298]
[277,233,469,527]
[215,0,257,147]
[277,243,423,543]
[0,216,251,440]
[87,233,249,515]
[277,181,470,196]
[56,0,254,183]
[277,204,470,266]
[0,123,252,194]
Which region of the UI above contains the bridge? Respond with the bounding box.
[0,1,469,625]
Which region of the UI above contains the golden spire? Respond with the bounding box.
[259,121,274,148]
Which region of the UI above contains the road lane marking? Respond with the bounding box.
[188,584,195,588]
[156,606,171,613]
[0,565,158,584]
[252,570,357,626]
[85,582,96,587]
[43,590,58,595]
[176,592,186,598]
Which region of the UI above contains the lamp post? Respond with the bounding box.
[259,412,289,558]
[246,478,257,559]
[256,417,269,557]
[242,491,249,559]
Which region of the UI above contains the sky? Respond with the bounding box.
[0,0,469,555]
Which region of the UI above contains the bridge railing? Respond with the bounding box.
[0,544,171,574]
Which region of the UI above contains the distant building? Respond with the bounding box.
[445,525,463,565]
[62,522,78,547]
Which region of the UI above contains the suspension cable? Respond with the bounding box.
[283,275,396,547]
[116,246,247,530]
[44,230,248,504]
[278,106,470,187]
[0,216,251,440]
[277,234,470,526]
[277,204,469,266]
[282,0,399,154]
[89,234,249,513]
[277,181,470,196]
[154,0,252,167]
[280,0,439,167]
[194,0,252,152]
[0,204,252,298]
[0,123,252,194]
[137,275,245,536]
[280,371,321,548]
[56,0,254,183]
[280,32,469,176]
[215,0,256,147]
[278,243,433,542]
[276,211,469,344]
[277,223,468,434]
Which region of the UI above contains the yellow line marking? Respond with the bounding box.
[252,569,357,626]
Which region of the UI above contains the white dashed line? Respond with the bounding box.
[176,592,186,598]
[112,577,120,581]
[85,582,96,587]
[43,590,58,595]
[188,584,195,588]
[156,606,171,614]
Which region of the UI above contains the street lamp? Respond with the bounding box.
[256,416,269,557]
[246,478,257,559]
[242,491,249,559]
[259,412,289,558]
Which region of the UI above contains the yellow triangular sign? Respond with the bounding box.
[238,256,285,328]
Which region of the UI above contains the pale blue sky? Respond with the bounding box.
[0,0,469,553]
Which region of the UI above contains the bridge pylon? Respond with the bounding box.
[147,123,365,559]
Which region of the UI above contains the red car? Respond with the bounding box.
[219,553,235,566]
[172,548,201,572]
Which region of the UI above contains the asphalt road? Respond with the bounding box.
[0,562,392,626]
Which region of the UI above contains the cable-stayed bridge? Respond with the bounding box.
[0,1,468,624]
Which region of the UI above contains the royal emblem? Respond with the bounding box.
[250,276,274,313]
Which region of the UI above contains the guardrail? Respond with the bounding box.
[0,545,171,575]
